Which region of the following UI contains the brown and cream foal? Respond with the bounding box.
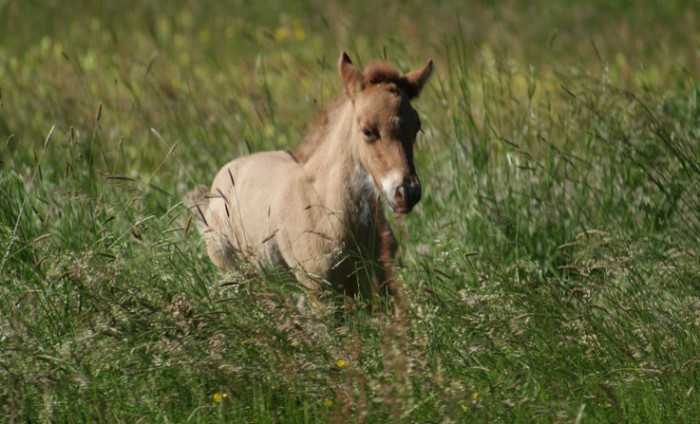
[188,52,432,299]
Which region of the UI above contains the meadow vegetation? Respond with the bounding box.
[1,0,700,422]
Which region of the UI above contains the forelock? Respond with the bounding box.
[364,62,401,86]
[363,62,418,97]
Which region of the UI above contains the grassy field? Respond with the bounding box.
[2,0,700,422]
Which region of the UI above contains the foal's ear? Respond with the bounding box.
[339,51,365,100]
[402,59,434,99]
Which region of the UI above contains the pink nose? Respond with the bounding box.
[393,175,421,213]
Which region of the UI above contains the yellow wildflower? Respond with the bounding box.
[274,26,290,42]
[212,392,228,403]
[335,359,347,368]
[323,398,333,407]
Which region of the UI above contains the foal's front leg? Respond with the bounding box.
[374,209,399,299]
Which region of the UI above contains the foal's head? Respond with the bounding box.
[339,52,433,214]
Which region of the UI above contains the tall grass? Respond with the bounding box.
[2,0,700,422]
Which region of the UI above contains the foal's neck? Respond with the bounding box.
[302,100,377,227]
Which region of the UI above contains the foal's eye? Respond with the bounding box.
[361,128,377,142]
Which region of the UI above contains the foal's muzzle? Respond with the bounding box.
[391,175,422,214]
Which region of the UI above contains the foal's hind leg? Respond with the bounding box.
[185,184,240,273]
[203,231,236,272]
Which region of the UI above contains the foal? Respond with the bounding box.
[188,52,432,298]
